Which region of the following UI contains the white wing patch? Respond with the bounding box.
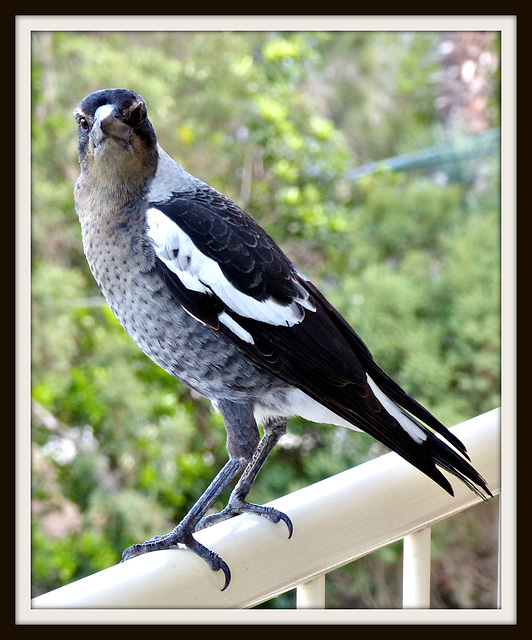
[218,311,254,344]
[366,375,428,443]
[146,207,315,343]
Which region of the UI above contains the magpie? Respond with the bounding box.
[73,88,491,590]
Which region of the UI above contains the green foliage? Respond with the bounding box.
[30,31,500,606]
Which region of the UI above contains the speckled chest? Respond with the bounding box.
[77,206,286,401]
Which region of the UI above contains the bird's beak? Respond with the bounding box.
[92,104,130,147]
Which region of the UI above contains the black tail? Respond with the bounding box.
[395,410,492,499]
[422,428,492,499]
[343,399,492,500]
[303,282,493,500]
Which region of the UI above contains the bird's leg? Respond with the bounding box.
[195,420,293,537]
[121,456,246,590]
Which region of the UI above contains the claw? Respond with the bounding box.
[183,534,232,590]
[120,528,233,590]
[220,560,232,592]
[200,550,232,591]
[251,503,293,538]
[121,535,175,562]
[277,509,294,539]
[196,499,293,539]
[121,544,142,562]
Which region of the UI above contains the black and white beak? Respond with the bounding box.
[92,104,130,146]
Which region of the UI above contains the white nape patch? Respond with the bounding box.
[148,146,206,203]
[366,375,427,443]
[146,207,314,328]
[94,104,116,123]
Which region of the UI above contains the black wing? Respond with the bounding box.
[147,188,491,499]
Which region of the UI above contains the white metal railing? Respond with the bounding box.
[29,408,501,619]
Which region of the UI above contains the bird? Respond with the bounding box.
[73,88,492,590]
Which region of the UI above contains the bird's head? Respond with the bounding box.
[74,89,159,195]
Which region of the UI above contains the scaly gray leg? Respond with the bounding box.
[195,420,293,537]
[121,456,245,590]
[121,406,291,591]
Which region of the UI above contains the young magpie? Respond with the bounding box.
[73,88,491,589]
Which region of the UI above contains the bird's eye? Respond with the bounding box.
[128,102,146,126]
[79,117,90,130]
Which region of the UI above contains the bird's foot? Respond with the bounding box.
[121,524,232,590]
[195,496,293,538]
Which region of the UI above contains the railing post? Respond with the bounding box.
[296,574,326,609]
[402,526,432,608]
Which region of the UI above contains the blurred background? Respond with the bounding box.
[30,30,501,607]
